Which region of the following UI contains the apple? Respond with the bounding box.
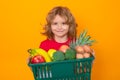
[31,55,45,64]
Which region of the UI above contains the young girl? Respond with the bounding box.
[39,6,77,51]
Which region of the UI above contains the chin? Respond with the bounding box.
[56,34,66,37]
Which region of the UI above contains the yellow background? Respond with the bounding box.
[0,0,120,80]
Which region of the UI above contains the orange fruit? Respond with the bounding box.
[59,45,70,53]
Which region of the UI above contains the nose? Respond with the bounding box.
[57,23,62,29]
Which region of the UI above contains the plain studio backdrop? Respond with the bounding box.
[0,0,120,80]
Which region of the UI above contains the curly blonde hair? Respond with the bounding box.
[42,6,77,40]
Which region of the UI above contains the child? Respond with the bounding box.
[39,6,77,51]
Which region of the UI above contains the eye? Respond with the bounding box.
[62,22,67,25]
[62,22,66,25]
[52,22,58,25]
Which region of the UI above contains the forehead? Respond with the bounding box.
[52,15,67,22]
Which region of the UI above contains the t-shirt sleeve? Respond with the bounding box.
[39,41,49,51]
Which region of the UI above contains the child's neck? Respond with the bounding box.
[54,36,68,43]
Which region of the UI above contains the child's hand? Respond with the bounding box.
[27,56,31,64]
[91,49,95,57]
[91,49,95,65]
[27,57,32,70]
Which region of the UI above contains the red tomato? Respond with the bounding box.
[31,55,45,64]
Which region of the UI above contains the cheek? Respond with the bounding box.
[64,25,69,31]
[51,26,56,32]
[51,26,55,29]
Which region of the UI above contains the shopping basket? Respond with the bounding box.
[28,56,94,80]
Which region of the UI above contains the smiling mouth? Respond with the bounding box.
[56,30,64,32]
[58,31,63,32]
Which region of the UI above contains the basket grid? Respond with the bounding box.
[29,57,94,80]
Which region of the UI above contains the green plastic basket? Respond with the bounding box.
[28,56,94,80]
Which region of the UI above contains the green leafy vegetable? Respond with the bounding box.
[53,51,65,61]
[65,49,76,60]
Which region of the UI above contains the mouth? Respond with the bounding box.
[56,30,64,32]
[56,31,64,33]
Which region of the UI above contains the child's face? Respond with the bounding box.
[51,15,69,38]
